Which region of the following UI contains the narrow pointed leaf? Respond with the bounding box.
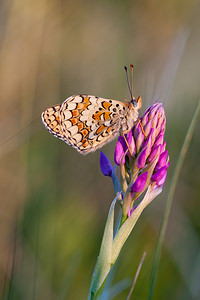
[88,194,119,299]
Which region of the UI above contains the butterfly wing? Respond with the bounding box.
[59,94,128,154]
[41,104,70,143]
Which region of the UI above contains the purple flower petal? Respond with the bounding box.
[100,152,113,177]
[149,106,158,120]
[136,130,145,153]
[151,113,158,129]
[137,147,147,169]
[155,150,168,170]
[114,140,125,165]
[154,130,164,147]
[144,120,153,137]
[148,145,160,162]
[141,131,152,157]
[160,141,166,154]
[141,113,149,126]
[127,130,136,155]
[131,172,148,193]
[156,172,167,186]
[151,163,170,183]
[118,135,127,151]
[133,122,141,140]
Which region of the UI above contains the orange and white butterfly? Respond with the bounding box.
[41,65,142,154]
[41,94,142,154]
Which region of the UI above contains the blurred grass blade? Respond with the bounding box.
[154,29,189,104]
[126,252,146,300]
[6,220,18,300]
[148,100,200,300]
[102,278,131,300]
[57,251,82,300]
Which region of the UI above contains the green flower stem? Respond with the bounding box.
[88,185,163,299]
[112,186,162,265]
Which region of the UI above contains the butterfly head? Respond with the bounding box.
[131,96,142,110]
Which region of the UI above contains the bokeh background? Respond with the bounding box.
[0,0,200,299]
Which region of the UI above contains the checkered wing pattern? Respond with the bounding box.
[41,94,140,154]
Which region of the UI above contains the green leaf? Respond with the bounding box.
[88,194,119,299]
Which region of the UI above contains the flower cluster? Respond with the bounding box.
[100,102,170,219]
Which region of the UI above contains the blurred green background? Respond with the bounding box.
[0,0,200,299]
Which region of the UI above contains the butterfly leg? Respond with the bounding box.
[122,118,146,157]
[137,118,146,137]
[122,131,134,157]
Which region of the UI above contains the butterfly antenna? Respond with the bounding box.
[124,66,133,100]
[130,64,134,97]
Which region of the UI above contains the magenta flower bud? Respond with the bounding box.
[137,147,147,169]
[141,131,152,157]
[156,172,167,187]
[114,139,125,165]
[154,130,164,147]
[160,141,166,154]
[151,163,170,184]
[127,130,136,155]
[149,105,159,120]
[141,113,149,126]
[148,145,160,163]
[155,150,168,170]
[136,130,145,154]
[131,172,148,193]
[100,152,113,177]
[144,120,153,136]
[118,135,127,151]
[133,122,141,140]
[161,119,166,132]
[151,112,158,128]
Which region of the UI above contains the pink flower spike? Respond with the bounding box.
[131,172,148,193]
[114,140,125,165]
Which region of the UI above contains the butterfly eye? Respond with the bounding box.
[131,99,138,107]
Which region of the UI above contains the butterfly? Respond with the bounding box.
[41,66,142,154]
